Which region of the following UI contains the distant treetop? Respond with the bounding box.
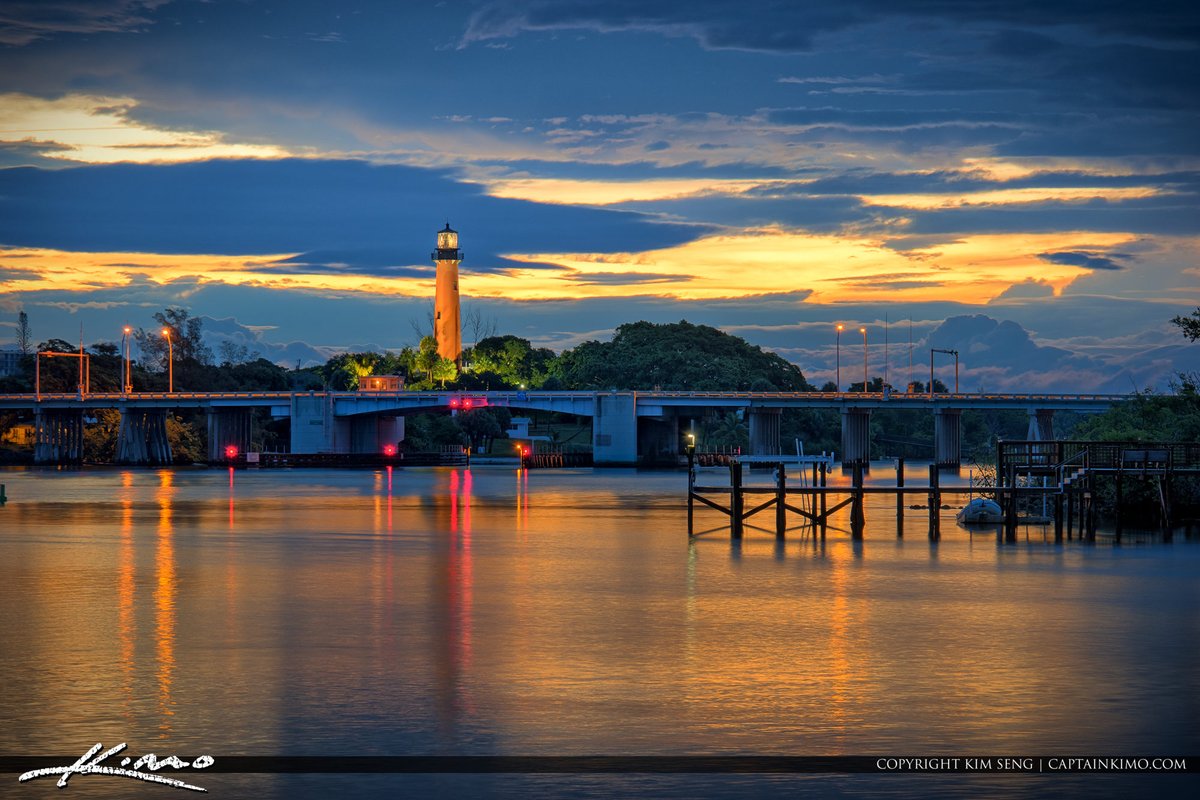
[550,320,812,391]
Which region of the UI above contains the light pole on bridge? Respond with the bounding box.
[860,327,867,392]
[835,324,843,391]
[930,348,959,395]
[121,326,133,394]
[162,328,173,393]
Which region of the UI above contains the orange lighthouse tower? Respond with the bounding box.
[432,223,463,365]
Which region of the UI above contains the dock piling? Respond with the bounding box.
[851,464,865,540]
[928,464,940,540]
[730,461,744,539]
[775,463,786,539]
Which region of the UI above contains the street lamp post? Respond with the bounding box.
[835,324,843,391]
[162,328,173,393]
[121,326,132,394]
[860,327,868,392]
[930,348,959,395]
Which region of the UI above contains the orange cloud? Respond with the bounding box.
[1,229,1139,305]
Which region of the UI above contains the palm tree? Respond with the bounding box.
[707,412,748,450]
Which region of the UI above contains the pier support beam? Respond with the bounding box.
[840,408,871,466]
[933,408,961,468]
[748,407,782,457]
[207,408,252,462]
[115,408,173,465]
[33,408,85,465]
[1027,409,1056,441]
[592,392,638,466]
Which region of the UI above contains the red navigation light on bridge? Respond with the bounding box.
[463,398,473,409]
[224,445,238,459]
[449,397,460,408]
[383,444,397,457]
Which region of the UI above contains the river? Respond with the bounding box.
[1,464,1197,798]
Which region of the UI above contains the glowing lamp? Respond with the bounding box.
[383,444,397,457]
[450,398,460,408]
[224,445,239,459]
[463,398,473,409]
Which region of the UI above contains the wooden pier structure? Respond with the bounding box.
[995,440,1200,543]
[687,452,967,540]
[687,440,1200,543]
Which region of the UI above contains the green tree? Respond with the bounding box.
[415,336,439,384]
[470,335,554,387]
[16,310,32,356]
[1171,308,1200,341]
[457,408,504,452]
[342,352,379,390]
[432,357,458,388]
[706,412,749,450]
[133,307,212,390]
[551,320,811,391]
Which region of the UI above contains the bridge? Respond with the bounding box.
[0,389,1129,466]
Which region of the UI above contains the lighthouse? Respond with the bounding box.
[432,223,463,365]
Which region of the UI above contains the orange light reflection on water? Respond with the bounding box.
[117,471,135,720]
[154,470,176,738]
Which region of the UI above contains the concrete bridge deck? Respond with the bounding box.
[0,390,1132,466]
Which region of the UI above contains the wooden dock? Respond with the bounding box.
[996,440,1200,543]
[688,440,1200,543]
[687,453,968,540]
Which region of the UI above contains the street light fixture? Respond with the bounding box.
[162,328,173,393]
[835,324,844,392]
[860,327,868,392]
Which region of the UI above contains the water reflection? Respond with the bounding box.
[2,466,1197,799]
[435,469,476,738]
[118,471,135,721]
[154,469,176,738]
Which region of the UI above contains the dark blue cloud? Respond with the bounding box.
[1038,251,1125,271]
[0,159,711,269]
[892,198,1200,237]
[0,0,167,46]
[462,1,1200,52]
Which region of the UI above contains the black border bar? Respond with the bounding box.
[5,756,1197,774]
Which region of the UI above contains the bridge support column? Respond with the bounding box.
[290,393,350,454]
[840,408,871,466]
[592,392,637,466]
[748,408,782,456]
[1027,409,1055,441]
[33,409,84,465]
[349,415,403,454]
[116,408,172,465]
[933,408,961,468]
[207,408,252,462]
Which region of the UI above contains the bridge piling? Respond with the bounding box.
[933,408,962,468]
[895,458,905,536]
[34,409,84,465]
[116,408,172,465]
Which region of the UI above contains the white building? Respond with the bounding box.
[0,349,23,378]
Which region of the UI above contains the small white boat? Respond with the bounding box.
[956,497,1004,524]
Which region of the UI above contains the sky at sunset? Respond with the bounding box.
[1,1,1199,391]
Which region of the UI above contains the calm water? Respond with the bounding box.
[1,464,1197,799]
